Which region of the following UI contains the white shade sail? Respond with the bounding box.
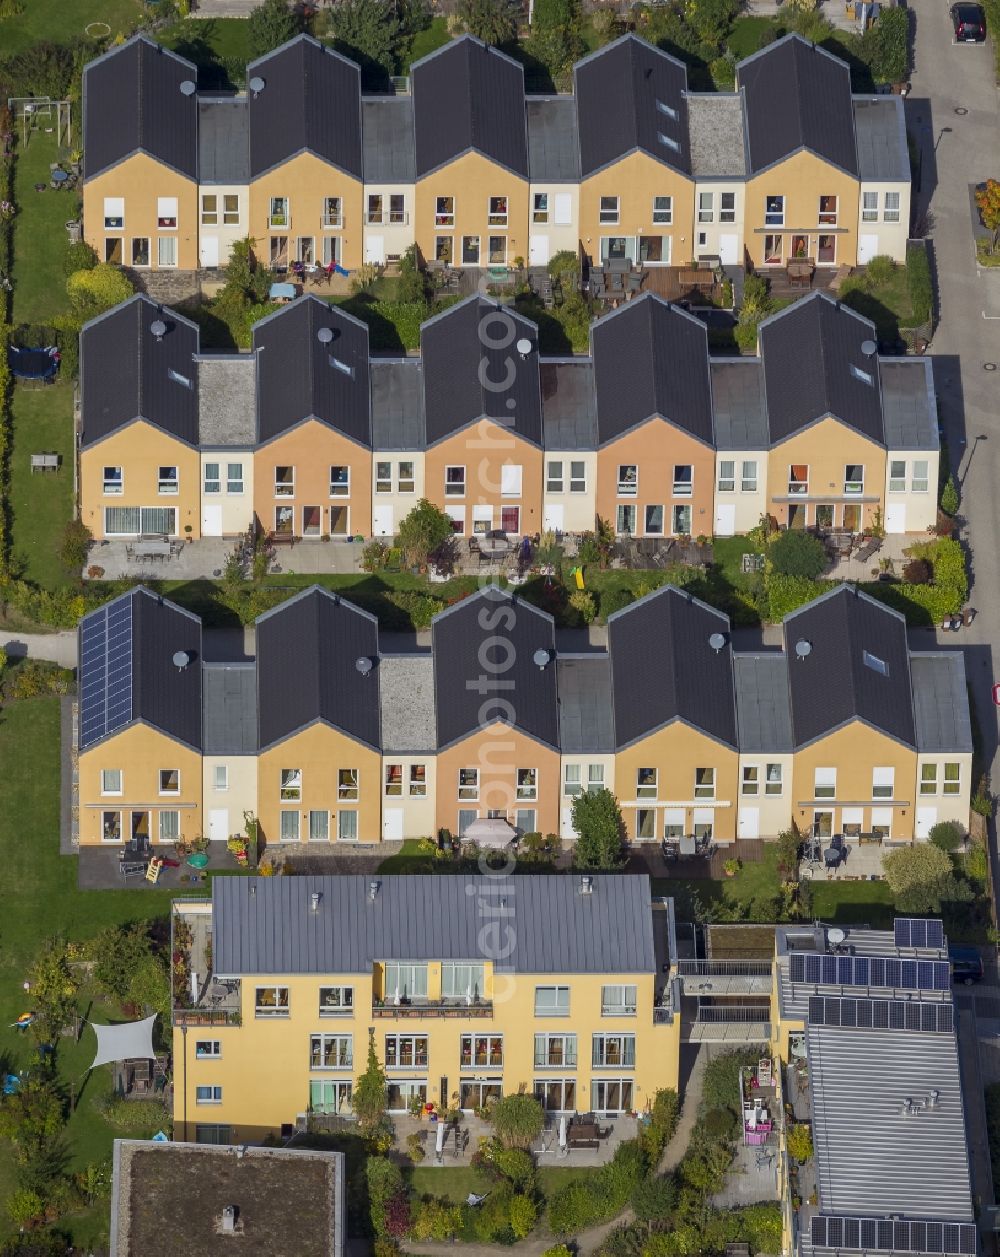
[89,1015,157,1070]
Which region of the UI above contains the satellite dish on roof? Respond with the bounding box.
[179,80,196,96]
[708,632,726,653]
[795,639,813,661]
[827,927,846,946]
[860,339,878,358]
[516,337,533,359]
[355,656,373,677]
[533,648,551,671]
[317,327,334,345]
[172,651,192,671]
[150,320,167,342]
[249,76,266,97]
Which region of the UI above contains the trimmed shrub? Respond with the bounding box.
[410,1198,462,1240]
[929,820,964,853]
[599,586,635,619]
[509,1194,538,1239]
[98,1098,169,1132]
[62,241,98,277]
[941,473,959,516]
[786,1122,814,1162]
[768,529,827,579]
[492,1145,536,1191]
[866,254,897,286]
[491,1094,545,1150]
[907,242,933,326]
[765,573,830,621]
[902,558,932,584]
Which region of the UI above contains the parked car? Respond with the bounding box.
[951,4,987,41]
[949,945,984,984]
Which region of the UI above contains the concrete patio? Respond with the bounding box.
[799,842,887,882]
[84,537,366,581]
[389,1112,638,1169]
[711,1138,781,1208]
[824,532,926,583]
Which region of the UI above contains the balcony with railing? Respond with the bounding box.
[372,997,493,1019]
[171,900,242,1027]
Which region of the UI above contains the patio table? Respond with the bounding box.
[269,282,297,303]
[133,541,171,559]
[51,169,68,185]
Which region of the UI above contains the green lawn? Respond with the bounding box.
[403,17,451,70]
[408,1162,598,1206]
[12,132,77,326]
[160,18,255,89]
[727,15,779,60]
[0,698,205,1244]
[840,263,918,343]
[0,0,144,54]
[9,382,75,588]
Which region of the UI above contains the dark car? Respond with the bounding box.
[949,945,984,984]
[952,3,986,41]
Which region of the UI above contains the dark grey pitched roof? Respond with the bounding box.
[79,587,202,751]
[248,36,362,180]
[734,654,793,753]
[608,586,737,749]
[738,35,858,177]
[198,97,250,184]
[212,873,657,975]
[412,36,528,179]
[910,653,973,754]
[853,96,909,182]
[881,359,938,451]
[371,359,425,451]
[527,97,581,182]
[558,656,615,753]
[256,587,381,751]
[574,35,690,178]
[432,587,559,750]
[687,94,747,177]
[83,36,198,181]
[783,586,915,749]
[421,298,542,447]
[361,97,416,183]
[253,297,371,447]
[203,663,257,755]
[197,355,257,447]
[711,359,767,450]
[591,296,714,446]
[80,296,200,448]
[541,360,597,449]
[760,294,885,445]
[379,654,436,753]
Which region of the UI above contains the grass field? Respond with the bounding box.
[12,132,76,326]
[9,383,75,588]
[0,0,144,54]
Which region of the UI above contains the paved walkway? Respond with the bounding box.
[0,629,76,668]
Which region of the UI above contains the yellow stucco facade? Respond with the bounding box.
[248,152,364,272]
[765,416,886,532]
[744,150,861,271]
[579,151,694,268]
[79,422,201,541]
[424,423,543,537]
[83,155,198,271]
[414,152,529,268]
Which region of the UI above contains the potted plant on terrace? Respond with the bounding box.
[227,835,249,865]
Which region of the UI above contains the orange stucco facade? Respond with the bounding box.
[425,423,543,537]
[435,725,561,838]
[743,150,861,271]
[83,154,198,271]
[596,419,715,537]
[248,152,364,273]
[414,152,529,268]
[253,420,372,539]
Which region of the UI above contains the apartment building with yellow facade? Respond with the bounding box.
[77,581,972,852]
[171,873,680,1141]
[82,32,910,281]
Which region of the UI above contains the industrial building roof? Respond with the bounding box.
[211,873,659,975]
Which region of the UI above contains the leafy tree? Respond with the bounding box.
[63,241,98,278]
[366,1155,406,1238]
[58,519,93,577]
[776,824,802,880]
[354,1033,388,1133]
[492,1144,536,1190]
[686,0,741,48]
[330,0,405,84]
[528,0,584,82]
[247,0,300,59]
[940,473,959,516]
[865,6,910,84]
[571,787,625,870]
[66,264,134,319]
[397,245,430,305]
[223,237,273,305]
[0,1080,63,1152]
[975,179,1000,252]
[768,529,827,579]
[28,937,79,1043]
[929,820,964,853]
[786,1122,814,1162]
[883,843,973,912]
[93,923,159,1006]
[631,1174,677,1228]
[456,0,519,45]
[490,1093,545,1149]
[509,1194,538,1239]
[2,43,75,99]
[397,498,453,568]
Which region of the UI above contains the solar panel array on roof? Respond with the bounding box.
[807,995,954,1034]
[896,918,945,950]
[79,599,133,749]
[790,952,950,992]
[809,1214,977,1255]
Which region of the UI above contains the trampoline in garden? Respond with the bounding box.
[8,345,59,384]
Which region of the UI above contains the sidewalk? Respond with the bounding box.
[0,629,76,668]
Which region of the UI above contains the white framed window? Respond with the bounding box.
[720,191,736,223]
[636,809,656,841]
[844,465,864,495]
[308,811,329,842]
[695,767,715,799]
[889,459,906,493]
[652,195,673,225]
[280,810,300,841]
[718,460,735,493]
[547,461,564,493]
[788,465,809,495]
[385,962,428,1000]
[645,505,664,535]
[398,461,415,494]
[564,764,582,797]
[534,1078,577,1111]
[599,196,620,225]
[461,1034,503,1067]
[814,767,836,799]
[158,466,179,495]
[131,237,150,268]
[442,962,485,1000]
[223,194,239,225]
[212,765,228,792]
[872,767,895,800]
[741,765,759,796]
[204,463,221,495]
[255,986,290,1017]
[385,1034,428,1068]
[280,769,302,801]
[535,985,570,1017]
[741,460,758,493]
[673,465,693,496]
[671,504,691,535]
[275,466,295,497]
[943,763,961,795]
[104,507,176,536]
[103,197,124,230]
[919,763,938,796]
[322,196,343,228]
[488,195,508,226]
[693,808,714,840]
[268,196,289,228]
[458,768,479,801]
[765,763,783,796]
[532,193,549,224]
[664,808,684,840]
[592,1079,633,1113]
[157,237,177,268]
[337,811,358,842]
[871,807,893,840]
[384,763,403,797]
[101,769,123,796]
[435,196,455,227]
[764,195,785,226]
[329,466,349,498]
[366,193,384,225]
[500,464,523,498]
[223,463,242,495]
[319,986,354,1017]
[534,1033,577,1067]
[636,767,657,799]
[569,461,586,493]
[601,984,637,1017]
[884,191,900,223]
[338,769,359,801]
[698,192,714,223]
[156,196,178,229]
[196,1085,222,1104]
[310,1033,353,1069]
[862,191,878,223]
[516,768,537,801]
[102,811,122,842]
[617,465,638,497]
[488,236,507,266]
[818,195,838,226]
[159,810,179,841]
[159,769,180,795]
[445,466,466,497]
[912,460,929,493]
[617,504,636,535]
[592,1033,635,1068]
[409,764,426,797]
[102,466,123,496]
[461,235,479,266]
[201,195,219,225]
[195,1040,221,1059]
[588,764,605,792]
[375,462,392,494]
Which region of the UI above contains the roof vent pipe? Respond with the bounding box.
[310,891,321,913]
[221,1205,237,1234]
[928,1089,940,1108]
[369,880,380,901]
[579,875,594,896]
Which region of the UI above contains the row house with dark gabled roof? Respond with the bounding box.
[77,290,939,542]
[82,32,909,280]
[76,583,972,851]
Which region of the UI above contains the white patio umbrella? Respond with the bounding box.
[558,1114,568,1154]
[436,1121,446,1162]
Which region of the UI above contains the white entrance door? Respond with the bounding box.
[858,234,879,264]
[916,806,937,839]
[738,807,760,839]
[365,235,385,264]
[714,503,736,537]
[884,502,906,533]
[201,504,223,537]
[543,503,564,532]
[382,808,404,841]
[719,234,738,266]
[372,504,394,537]
[529,235,550,266]
[200,236,220,268]
[208,809,229,842]
[561,806,576,841]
